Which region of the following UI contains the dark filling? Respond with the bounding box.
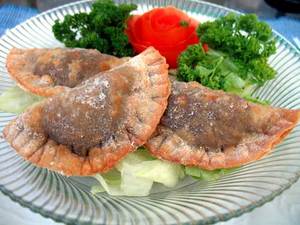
[33,49,116,87]
[42,67,135,156]
[161,82,258,152]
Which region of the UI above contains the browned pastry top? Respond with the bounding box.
[43,65,137,156]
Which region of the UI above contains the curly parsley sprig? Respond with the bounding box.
[178,13,276,101]
[52,0,137,57]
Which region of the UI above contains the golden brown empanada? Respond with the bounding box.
[6,48,128,97]
[146,81,300,170]
[3,47,170,176]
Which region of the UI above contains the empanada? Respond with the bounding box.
[3,47,170,176]
[6,48,128,97]
[146,81,300,170]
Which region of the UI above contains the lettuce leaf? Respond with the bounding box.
[0,86,43,114]
[91,148,184,196]
[185,166,237,181]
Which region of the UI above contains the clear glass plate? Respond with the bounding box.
[0,1,300,224]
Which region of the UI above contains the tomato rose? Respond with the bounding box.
[126,6,199,68]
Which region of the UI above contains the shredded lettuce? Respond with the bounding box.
[91,148,238,196]
[0,86,43,114]
[91,148,184,196]
[185,166,237,181]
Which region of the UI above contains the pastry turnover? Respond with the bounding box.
[6,48,128,97]
[3,47,170,176]
[146,81,300,170]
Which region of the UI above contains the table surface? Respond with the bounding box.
[0,1,299,225]
[0,0,299,18]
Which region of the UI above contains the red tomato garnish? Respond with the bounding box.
[203,43,209,52]
[126,6,199,68]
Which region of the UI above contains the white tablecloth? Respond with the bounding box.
[1,179,299,225]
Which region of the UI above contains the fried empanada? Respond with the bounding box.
[3,47,170,176]
[146,81,300,170]
[6,48,128,97]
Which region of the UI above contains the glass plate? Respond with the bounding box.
[0,1,300,224]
